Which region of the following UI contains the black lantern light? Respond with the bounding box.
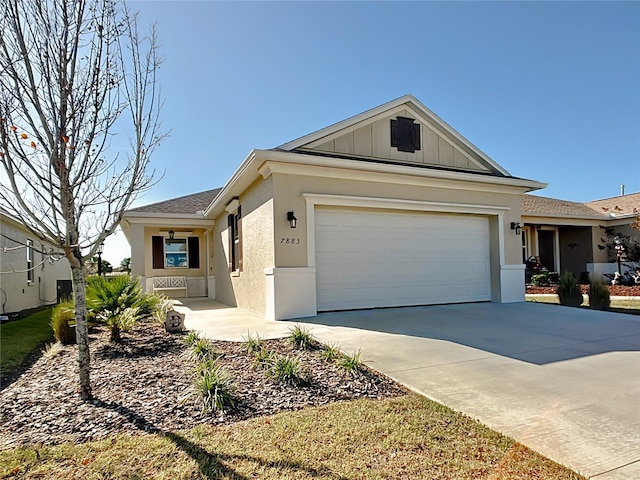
[287,211,297,229]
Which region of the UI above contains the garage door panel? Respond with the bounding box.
[315,208,491,311]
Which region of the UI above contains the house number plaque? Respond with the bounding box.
[280,237,301,245]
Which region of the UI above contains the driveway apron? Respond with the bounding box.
[179,299,640,479]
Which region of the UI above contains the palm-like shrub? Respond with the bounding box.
[557,272,583,307]
[589,275,611,310]
[50,300,76,344]
[87,275,148,342]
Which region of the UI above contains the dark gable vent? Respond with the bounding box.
[391,116,421,153]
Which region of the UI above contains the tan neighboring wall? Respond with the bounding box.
[0,214,71,314]
[213,176,274,316]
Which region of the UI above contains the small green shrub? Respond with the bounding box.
[267,355,309,387]
[321,343,341,362]
[589,275,611,310]
[50,301,76,345]
[557,272,583,307]
[192,361,235,413]
[243,332,264,354]
[288,324,315,350]
[530,272,549,286]
[340,349,364,376]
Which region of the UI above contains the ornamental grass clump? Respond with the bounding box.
[243,331,264,354]
[340,349,364,376]
[191,360,235,413]
[183,330,201,347]
[557,272,584,307]
[589,275,611,310]
[253,347,277,369]
[267,355,309,387]
[50,300,76,345]
[287,324,316,350]
[321,343,342,362]
[188,337,219,361]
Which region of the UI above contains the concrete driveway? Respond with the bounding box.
[178,299,640,479]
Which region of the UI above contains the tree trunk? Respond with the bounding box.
[70,258,92,400]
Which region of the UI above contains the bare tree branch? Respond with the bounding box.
[0,0,166,399]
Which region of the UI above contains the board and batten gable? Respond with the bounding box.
[293,106,497,174]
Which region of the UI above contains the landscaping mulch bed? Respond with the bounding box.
[0,322,408,449]
[526,284,640,296]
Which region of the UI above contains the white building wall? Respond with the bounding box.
[0,214,72,314]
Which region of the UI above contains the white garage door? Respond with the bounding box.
[315,208,491,311]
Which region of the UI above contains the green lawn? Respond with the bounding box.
[0,308,53,376]
[0,395,586,479]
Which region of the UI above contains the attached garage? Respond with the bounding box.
[315,207,491,311]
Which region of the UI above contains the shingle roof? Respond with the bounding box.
[127,188,221,215]
[586,192,640,217]
[521,194,607,219]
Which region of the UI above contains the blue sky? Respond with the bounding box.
[104,0,640,263]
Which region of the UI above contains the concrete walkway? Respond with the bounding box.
[175,299,640,479]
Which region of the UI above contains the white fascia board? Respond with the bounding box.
[278,95,417,151]
[203,150,260,219]
[258,149,546,193]
[122,212,214,228]
[521,214,605,226]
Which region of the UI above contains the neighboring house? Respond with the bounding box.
[0,210,72,315]
[521,192,640,277]
[122,95,546,320]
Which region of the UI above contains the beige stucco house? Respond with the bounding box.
[122,95,548,320]
[521,192,640,278]
[0,210,72,315]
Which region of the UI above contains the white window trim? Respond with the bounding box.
[164,237,188,269]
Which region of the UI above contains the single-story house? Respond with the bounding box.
[521,192,640,278]
[122,94,547,320]
[0,210,72,315]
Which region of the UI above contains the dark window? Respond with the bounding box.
[391,116,421,153]
[26,239,33,282]
[228,206,242,272]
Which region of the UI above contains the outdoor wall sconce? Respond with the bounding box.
[287,211,297,229]
[510,221,522,235]
[168,228,175,240]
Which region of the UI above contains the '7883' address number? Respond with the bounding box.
[280,237,300,245]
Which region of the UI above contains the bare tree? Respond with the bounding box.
[0,0,165,399]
